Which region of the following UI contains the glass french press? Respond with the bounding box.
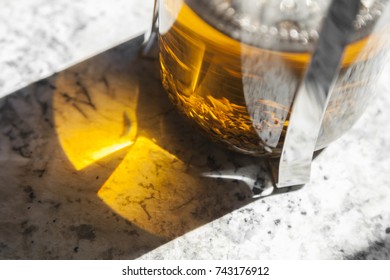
[144,0,390,195]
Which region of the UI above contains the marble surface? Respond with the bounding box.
[1,0,390,260]
[0,0,153,97]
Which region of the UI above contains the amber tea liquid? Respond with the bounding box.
[159,3,382,156]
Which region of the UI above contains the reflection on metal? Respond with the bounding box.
[142,0,159,58]
[317,17,390,149]
[202,165,274,198]
[277,0,361,187]
[242,49,299,149]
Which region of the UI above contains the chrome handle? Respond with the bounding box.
[276,0,361,187]
[142,0,159,58]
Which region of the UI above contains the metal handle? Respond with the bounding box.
[142,0,159,58]
[276,0,361,188]
[143,0,363,196]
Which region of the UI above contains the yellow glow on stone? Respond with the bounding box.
[98,136,204,238]
[53,70,139,170]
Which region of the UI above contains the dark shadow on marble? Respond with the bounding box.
[344,236,390,259]
[0,35,272,259]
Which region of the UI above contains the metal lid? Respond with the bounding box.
[186,0,386,52]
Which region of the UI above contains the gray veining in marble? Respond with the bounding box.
[1,0,390,260]
[0,33,389,259]
[0,36,263,259]
[0,0,153,97]
[141,61,390,259]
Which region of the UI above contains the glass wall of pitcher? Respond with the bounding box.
[159,0,390,157]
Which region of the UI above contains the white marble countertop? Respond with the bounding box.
[1,0,390,260]
[0,0,153,97]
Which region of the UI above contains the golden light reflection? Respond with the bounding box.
[52,39,251,239]
[98,136,204,238]
[52,54,217,238]
[53,70,139,170]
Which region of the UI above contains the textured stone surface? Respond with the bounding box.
[0,0,153,97]
[1,0,390,260]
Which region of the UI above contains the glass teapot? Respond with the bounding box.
[146,0,390,188]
